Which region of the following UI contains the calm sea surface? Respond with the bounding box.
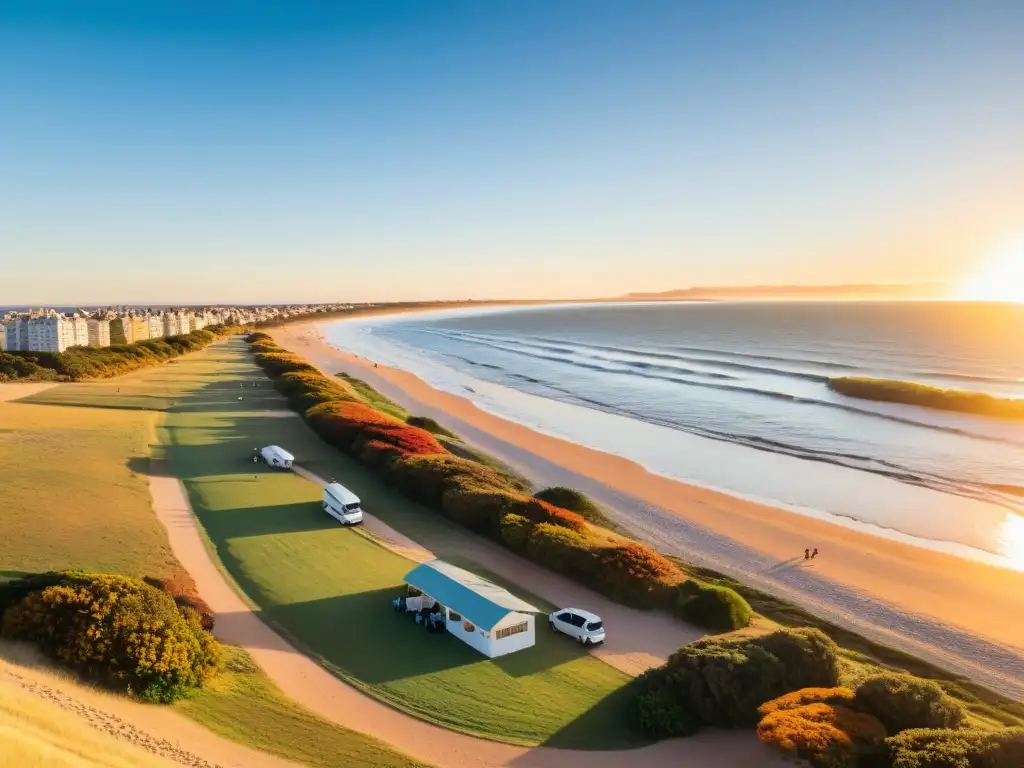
[325,301,1024,566]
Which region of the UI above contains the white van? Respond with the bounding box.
[323,482,363,525]
[259,445,294,468]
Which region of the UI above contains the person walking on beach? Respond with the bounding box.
[811,548,819,559]
[804,548,810,560]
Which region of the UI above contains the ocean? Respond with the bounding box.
[323,301,1024,569]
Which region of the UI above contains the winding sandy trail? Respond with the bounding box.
[148,475,784,768]
[0,642,300,768]
[291,465,702,676]
[270,322,1024,702]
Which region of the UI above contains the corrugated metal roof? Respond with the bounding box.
[403,559,540,632]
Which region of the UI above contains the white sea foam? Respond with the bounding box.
[322,310,1023,571]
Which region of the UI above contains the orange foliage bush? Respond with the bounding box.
[590,542,682,607]
[758,703,886,767]
[759,687,855,715]
[503,496,588,532]
[143,573,215,631]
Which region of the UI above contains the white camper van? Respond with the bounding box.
[323,482,363,525]
[259,445,294,468]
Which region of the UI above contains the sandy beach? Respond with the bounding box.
[269,318,1024,702]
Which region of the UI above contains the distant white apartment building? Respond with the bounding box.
[147,313,164,340]
[24,312,72,353]
[163,312,181,337]
[68,315,90,348]
[175,310,192,335]
[87,318,111,347]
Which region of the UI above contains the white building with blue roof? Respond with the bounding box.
[403,559,541,658]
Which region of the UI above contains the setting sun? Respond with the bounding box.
[962,243,1024,302]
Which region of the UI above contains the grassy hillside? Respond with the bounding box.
[1,352,429,767]
[159,344,639,747]
[0,401,179,580]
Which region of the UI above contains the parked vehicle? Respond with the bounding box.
[548,608,605,645]
[323,482,364,525]
[259,445,294,468]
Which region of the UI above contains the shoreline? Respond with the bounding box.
[269,316,1024,702]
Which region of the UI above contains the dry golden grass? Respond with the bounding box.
[0,401,179,580]
[0,684,172,768]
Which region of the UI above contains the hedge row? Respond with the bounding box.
[1,325,246,382]
[247,334,752,629]
[0,571,221,702]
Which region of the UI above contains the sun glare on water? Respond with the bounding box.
[998,513,1024,570]
[962,243,1024,302]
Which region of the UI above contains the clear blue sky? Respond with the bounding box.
[2,1,1022,304]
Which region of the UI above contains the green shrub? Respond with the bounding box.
[525,523,590,568]
[253,351,318,378]
[274,370,361,412]
[854,673,966,734]
[675,580,753,631]
[2,572,220,702]
[499,513,533,550]
[388,454,513,509]
[533,486,607,524]
[440,487,511,533]
[886,727,1024,768]
[406,415,456,438]
[629,671,701,738]
[631,628,841,735]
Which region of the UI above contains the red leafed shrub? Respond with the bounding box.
[306,401,403,450]
[757,702,886,767]
[355,423,446,457]
[504,497,588,532]
[359,439,404,467]
[143,574,215,631]
[590,542,682,607]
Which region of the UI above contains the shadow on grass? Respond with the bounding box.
[538,679,651,750]
[199,500,335,540]
[265,591,483,683]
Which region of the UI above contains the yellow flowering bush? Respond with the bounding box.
[1,572,220,702]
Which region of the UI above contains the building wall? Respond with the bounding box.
[109,317,132,345]
[147,315,164,339]
[87,319,111,347]
[163,313,180,337]
[441,611,534,658]
[68,316,89,347]
[488,614,536,657]
[130,316,149,341]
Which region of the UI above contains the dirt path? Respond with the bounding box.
[148,474,784,767]
[0,642,300,768]
[291,465,701,676]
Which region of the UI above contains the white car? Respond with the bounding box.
[549,608,605,645]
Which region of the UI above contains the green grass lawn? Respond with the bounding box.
[0,400,179,580]
[153,342,639,748]
[3,347,429,767]
[178,646,427,768]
